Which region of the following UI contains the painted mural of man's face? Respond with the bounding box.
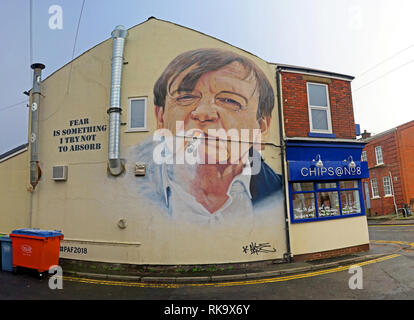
[155,60,270,165]
[152,49,275,213]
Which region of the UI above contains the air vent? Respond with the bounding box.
[52,166,68,181]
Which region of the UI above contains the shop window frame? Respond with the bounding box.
[289,179,365,223]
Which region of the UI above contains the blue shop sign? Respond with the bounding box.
[288,160,369,181]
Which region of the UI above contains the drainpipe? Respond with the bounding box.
[107,25,128,176]
[389,171,398,216]
[29,63,45,189]
[276,66,292,262]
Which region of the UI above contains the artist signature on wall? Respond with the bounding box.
[242,242,276,255]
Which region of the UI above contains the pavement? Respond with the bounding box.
[367,216,414,225]
[61,217,413,284]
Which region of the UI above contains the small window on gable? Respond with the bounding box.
[129,98,147,131]
[307,83,332,134]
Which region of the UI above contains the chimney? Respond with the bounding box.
[361,130,371,139]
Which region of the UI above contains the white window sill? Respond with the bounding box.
[124,129,149,133]
[309,131,333,134]
[371,196,381,200]
[375,163,384,167]
[384,195,393,198]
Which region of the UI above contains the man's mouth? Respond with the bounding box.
[199,134,229,164]
[172,129,249,165]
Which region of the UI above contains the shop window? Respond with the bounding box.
[292,182,314,192]
[292,193,316,219]
[339,180,359,189]
[307,83,332,133]
[128,97,147,131]
[375,146,383,165]
[317,182,337,189]
[370,178,379,198]
[383,176,392,196]
[317,191,340,217]
[290,180,364,222]
[340,190,361,215]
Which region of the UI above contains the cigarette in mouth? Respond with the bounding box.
[186,131,203,154]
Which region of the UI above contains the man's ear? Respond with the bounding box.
[155,106,164,129]
[258,117,271,137]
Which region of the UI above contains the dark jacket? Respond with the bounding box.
[250,157,284,206]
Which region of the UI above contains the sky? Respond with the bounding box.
[1,0,414,154]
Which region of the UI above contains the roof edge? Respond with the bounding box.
[0,143,28,162]
[276,64,354,81]
[35,17,355,89]
[362,120,414,142]
[38,17,271,87]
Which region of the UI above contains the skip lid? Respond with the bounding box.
[11,228,63,238]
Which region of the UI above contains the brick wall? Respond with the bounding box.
[281,72,356,139]
[362,130,403,215]
[396,121,414,211]
[293,243,370,262]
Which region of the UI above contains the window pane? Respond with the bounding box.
[371,179,379,197]
[361,151,367,162]
[340,190,361,214]
[339,180,358,189]
[308,84,328,106]
[292,182,314,192]
[131,99,146,128]
[311,109,328,130]
[317,191,340,217]
[317,182,337,189]
[383,176,392,195]
[292,193,316,219]
[375,146,383,164]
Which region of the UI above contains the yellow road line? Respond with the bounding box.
[371,240,414,247]
[62,253,401,289]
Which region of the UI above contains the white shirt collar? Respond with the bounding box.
[162,161,252,210]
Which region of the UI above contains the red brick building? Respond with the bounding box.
[361,120,414,216]
[280,69,356,139]
[277,65,370,260]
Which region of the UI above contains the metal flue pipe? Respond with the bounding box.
[107,25,128,176]
[29,63,45,189]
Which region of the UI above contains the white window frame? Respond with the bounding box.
[375,146,383,165]
[383,176,392,196]
[306,82,333,134]
[370,178,379,198]
[128,97,148,132]
[361,151,367,162]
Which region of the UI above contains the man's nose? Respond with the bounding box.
[190,98,219,122]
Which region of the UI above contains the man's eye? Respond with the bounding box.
[176,95,198,105]
[216,97,243,110]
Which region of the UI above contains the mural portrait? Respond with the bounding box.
[127,48,284,226]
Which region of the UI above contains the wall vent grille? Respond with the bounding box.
[52,166,67,181]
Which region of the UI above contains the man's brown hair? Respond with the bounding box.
[153,48,274,120]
